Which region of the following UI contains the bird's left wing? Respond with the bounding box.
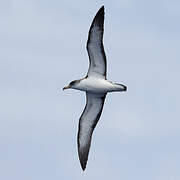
[77,92,106,170]
[86,6,107,79]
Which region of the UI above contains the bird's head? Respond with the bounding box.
[63,80,80,90]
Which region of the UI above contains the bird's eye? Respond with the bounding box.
[70,81,76,86]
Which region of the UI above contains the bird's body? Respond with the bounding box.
[63,6,127,171]
[71,77,126,93]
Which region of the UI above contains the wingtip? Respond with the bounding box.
[92,5,105,26]
[78,149,88,171]
[79,155,87,171]
[98,5,105,14]
[100,5,104,10]
[81,163,87,171]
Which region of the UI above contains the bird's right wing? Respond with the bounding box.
[86,6,107,79]
[77,92,106,170]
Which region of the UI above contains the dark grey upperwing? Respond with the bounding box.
[77,92,106,170]
[86,6,107,79]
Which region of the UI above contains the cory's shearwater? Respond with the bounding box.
[63,6,127,171]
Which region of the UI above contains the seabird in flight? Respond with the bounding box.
[63,6,127,171]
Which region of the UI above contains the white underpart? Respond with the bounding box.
[75,77,124,93]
